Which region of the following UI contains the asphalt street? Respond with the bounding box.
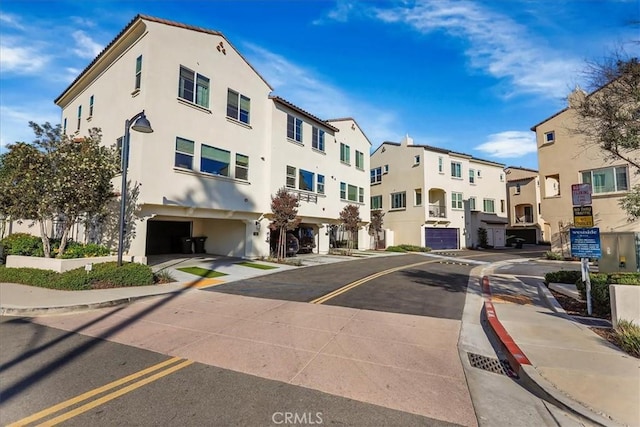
[0,317,459,426]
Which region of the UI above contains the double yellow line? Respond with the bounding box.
[9,357,193,427]
[310,260,435,304]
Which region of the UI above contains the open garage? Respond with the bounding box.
[145,220,192,255]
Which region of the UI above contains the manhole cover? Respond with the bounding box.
[467,352,517,378]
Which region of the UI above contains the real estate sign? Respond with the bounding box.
[570,228,601,258]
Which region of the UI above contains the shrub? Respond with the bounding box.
[544,270,581,285]
[59,242,111,259]
[397,244,431,252]
[1,233,42,256]
[154,269,176,284]
[0,262,154,290]
[572,273,640,316]
[544,251,563,260]
[614,320,640,358]
[385,246,407,253]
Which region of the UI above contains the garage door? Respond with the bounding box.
[146,220,192,255]
[425,228,459,250]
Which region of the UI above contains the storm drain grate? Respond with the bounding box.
[467,352,517,378]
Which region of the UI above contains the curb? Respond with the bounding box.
[480,275,622,427]
[537,283,568,315]
[0,294,166,317]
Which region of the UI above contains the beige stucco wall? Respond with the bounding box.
[535,106,639,253]
[370,137,507,248]
[51,17,372,259]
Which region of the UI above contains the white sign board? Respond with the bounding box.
[572,183,592,206]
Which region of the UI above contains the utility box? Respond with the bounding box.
[599,232,640,273]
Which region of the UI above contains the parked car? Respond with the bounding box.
[270,232,299,257]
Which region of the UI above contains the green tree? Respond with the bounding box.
[368,209,385,250]
[339,204,361,255]
[269,187,300,261]
[0,122,119,257]
[572,56,640,219]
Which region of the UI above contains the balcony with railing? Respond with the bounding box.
[428,204,447,218]
[288,190,318,203]
[513,204,534,225]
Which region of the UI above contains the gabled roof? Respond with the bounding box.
[326,117,372,146]
[374,141,505,167]
[270,96,339,132]
[55,14,273,105]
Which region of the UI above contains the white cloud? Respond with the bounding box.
[313,0,357,25]
[243,43,399,146]
[0,105,60,150]
[0,12,25,30]
[0,37,50,74]
[368,0,581,99]
[475,131,537,158]
[72,30,103,59]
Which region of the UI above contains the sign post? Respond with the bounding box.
[571,183,595,316]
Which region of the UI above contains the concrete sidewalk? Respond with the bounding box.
[484,272,640,427]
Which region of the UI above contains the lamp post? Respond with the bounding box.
[117,111,153,267]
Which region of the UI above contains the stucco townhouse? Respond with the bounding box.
[48,14,371,261]
[533,87,639,265]
[504,166,546,244]
[370,135,508,250]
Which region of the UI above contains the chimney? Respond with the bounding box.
[401,134,413,147]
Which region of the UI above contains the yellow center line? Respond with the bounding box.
[8,357,184,427]
[36,360,194,427]
[310,250,520,305]
[311,260,436,304]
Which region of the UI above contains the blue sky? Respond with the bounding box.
[1,0,638,170]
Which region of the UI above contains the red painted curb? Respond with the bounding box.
[481,276,531,374]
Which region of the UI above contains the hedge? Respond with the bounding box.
[0,233,111,259]
[0,262,155,290]
[574,272,640,316]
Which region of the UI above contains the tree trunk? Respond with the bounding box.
[278,227,285,261]
[39,220,51,258]
[57,221,73,258]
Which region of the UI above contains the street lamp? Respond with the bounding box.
[117,111,153,266]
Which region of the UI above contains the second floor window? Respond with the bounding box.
[235,154,249,181]
[340,143,350,164]
[438,157,443,173]
[89,95,94,117]
[312,127,325,151]
[178,66,209,108]
[299,169,315,191]
[356,150,364,169]
[175,137,194,170]
[469,197,477,211]
[582,166,628,194]
[77,105,82,131]
[317,174,325,194]
[201,145,230,176]
[415,189,422,206]
[452,192,463,209]
[469,169,475,184]
[371,195,382,210]
[286,166,296,188]
[451,161,462,178]
[371,167,382,184]
[391,192,406,209]
[287,115,303,142]
[227,89,250,124]
[483,199,495,213]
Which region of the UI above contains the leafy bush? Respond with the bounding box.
[544,270,582,285]
[0,262,155,290]
[614,320,640,358]
[573,273,640,316]
[0,234,111,259]
[385,246,407,253]
[544,251,563,260]
[154,269,176,284]
[397,244,431,252]
[1,233,42,256]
